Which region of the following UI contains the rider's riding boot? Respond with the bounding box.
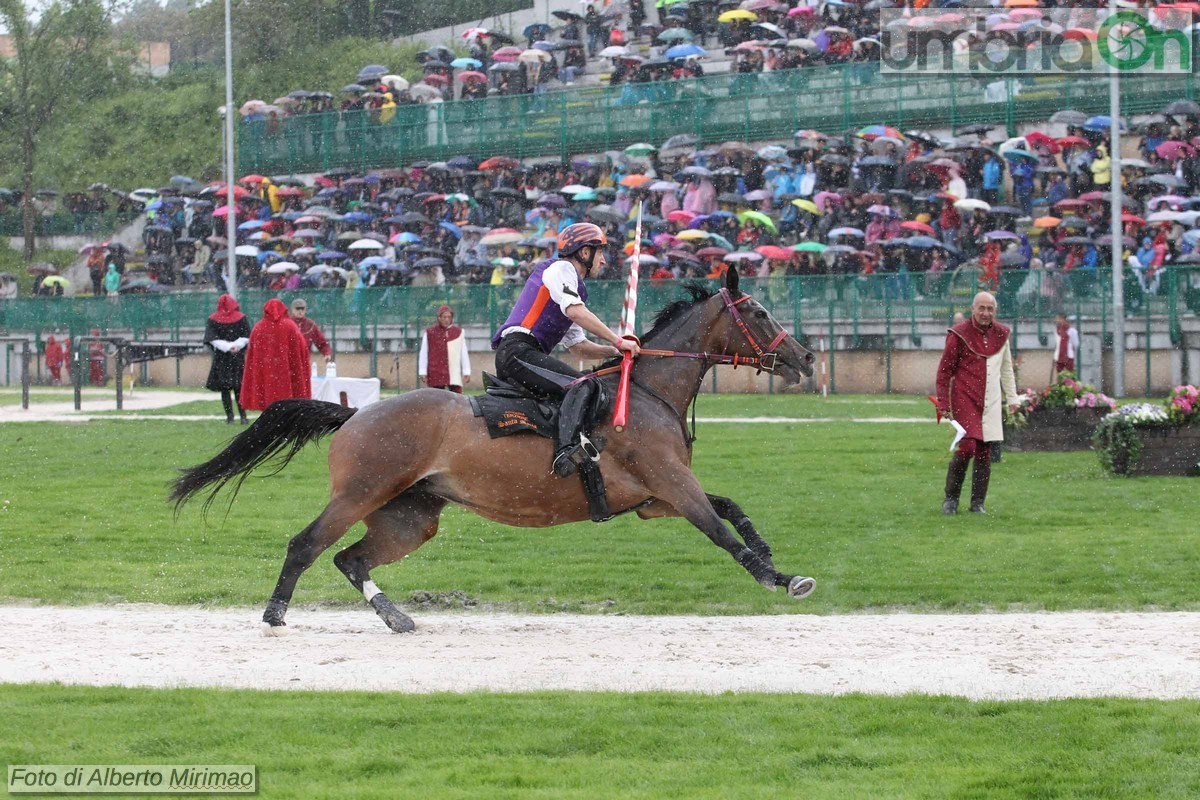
[969,454,992,513]
[943,452,970,515]
[553,382,600,478]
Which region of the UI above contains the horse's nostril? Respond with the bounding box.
[804,352,815,365]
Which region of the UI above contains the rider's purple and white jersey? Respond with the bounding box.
[491,258,588,353]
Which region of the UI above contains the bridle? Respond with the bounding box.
[573,288,791,383]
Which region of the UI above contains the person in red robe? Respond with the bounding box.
[419,305,471,392]
[44,335,65,385]
[87,329,106,386]
[239,298,312,411]
[1053,314,1078,376]
[934,291,1019,515]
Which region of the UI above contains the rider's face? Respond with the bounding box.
[585,246,606,278]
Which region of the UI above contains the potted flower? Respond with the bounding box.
[1004,371,1116,451]
[1093,386,1200,476]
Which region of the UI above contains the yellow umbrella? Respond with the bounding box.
[718,9,758,22]
[675,229,710,241]
[792,198,820,215]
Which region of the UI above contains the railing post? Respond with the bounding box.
[827,295,836,394]
[1145,291,1152,397]
[884,289,892,394]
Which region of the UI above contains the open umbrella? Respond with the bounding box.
[480,228,524,245]
[620,174,653,188]
[665,43,706,59]
[657,27,694,42]
[624,142,657,156]
[900,220,936,235]
[348,239,384,251]
[456,70,488,84]
[450,57,483,69]
[792,198,820,215]
[1156,140,1195,160]
[41,275,70,288]
[718,9,758,22]
[737,210,777,233]
[792,241,827,253]
[828,226,866,239]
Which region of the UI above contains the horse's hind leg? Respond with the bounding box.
[262,497,369,634]
[707,493,775,569]
[333,491,447,633]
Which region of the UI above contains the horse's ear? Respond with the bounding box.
[724,263,740,297]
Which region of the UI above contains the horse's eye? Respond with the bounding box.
[754,309,769,319]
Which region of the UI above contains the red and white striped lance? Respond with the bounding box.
[620,202,644,338]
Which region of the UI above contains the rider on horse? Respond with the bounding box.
[491,222,641,477]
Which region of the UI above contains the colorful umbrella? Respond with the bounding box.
[858,125,903,141]
[718,9,758,22]
[737,210,777,233]
[792,241,827,252]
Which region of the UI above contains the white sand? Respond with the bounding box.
[1,605,1196,699]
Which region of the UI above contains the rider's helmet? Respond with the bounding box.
[556,223,608,257]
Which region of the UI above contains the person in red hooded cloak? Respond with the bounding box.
[204,294,252,423]
[239,298,311,411]
[44,335,65,384]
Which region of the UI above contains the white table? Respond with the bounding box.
[311,376,381,409]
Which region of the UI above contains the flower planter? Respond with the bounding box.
[1005,407,1109,452]
[1116,425,1200,477]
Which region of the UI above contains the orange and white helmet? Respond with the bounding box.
[556,222,607,257]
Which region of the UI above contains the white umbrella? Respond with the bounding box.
[519,48,552,63]
[265,262,300,274]
[560,184,593,194]
[600,45,628,58]
[380,74,409,91]
[627,254,660,265]
[306,265,333,275]
[233,244,260,256]
[348,238,384,250]
[954,198,991,212]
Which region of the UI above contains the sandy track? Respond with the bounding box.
[1,605,1197,699]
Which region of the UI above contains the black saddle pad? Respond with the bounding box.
[470,393,558,440]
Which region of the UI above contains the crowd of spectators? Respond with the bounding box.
[36,95,1200,317]
[234,0,1196,118]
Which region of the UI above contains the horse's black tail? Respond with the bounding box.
[170,399,357,515]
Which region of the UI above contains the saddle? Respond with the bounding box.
[470,373,614,523]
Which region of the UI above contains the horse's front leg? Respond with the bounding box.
[707,493,775,569]
[653,476,815,600]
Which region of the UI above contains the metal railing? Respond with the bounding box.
[0,211,140,238]
[3,268,1197,394]
[2,267,1195,339]
[237,64,1200,174]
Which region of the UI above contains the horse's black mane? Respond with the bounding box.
[596,282,715,370]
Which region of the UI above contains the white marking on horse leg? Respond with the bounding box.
[362,580,382,603]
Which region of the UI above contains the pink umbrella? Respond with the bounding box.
[814,191,842,212]
[667,210,696,224]
[787,5,813,15]
[457,71,488,83]
[900,220,935,235]
[212,205,232,217]
[1156,140,1195,160]
[755,245,793,260]
[492,47,523,62]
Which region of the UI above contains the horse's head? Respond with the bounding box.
[706,265,815,384]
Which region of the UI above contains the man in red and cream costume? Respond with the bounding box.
[934,292,1019,514]
[418,305,471,393]
[1053,313,1078,375]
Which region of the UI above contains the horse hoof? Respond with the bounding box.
[260,622,289,637]
[370,595,416,633]
[787,576,816,600]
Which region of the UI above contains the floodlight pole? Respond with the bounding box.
[222,0,239,301]
[1108,0,1125,397]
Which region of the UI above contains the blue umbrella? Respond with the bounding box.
[532,41,557,52]
[357,64,388,82]
[665,43,706,59]
[901,235,940,248]
[1003,149,1038,161]
[237,219,264,230]
[450,57,482,69]
[1084,115,1125,131]
[343,211,375,223]
[392,231,422,243]
[317,250,348,260]
[358,256,390,269]
[439,221,462,238]
[523,22,552,39]
[145,200,164,211]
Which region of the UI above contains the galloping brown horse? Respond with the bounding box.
[172,266,817,634]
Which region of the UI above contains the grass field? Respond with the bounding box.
[2,685,1199,799]
[3,393,1196,799]
[0,394,1194,614]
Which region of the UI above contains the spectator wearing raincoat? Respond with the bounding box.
[682,176,716,216]
[1090,144,1111,188]
[104,263,121,297]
